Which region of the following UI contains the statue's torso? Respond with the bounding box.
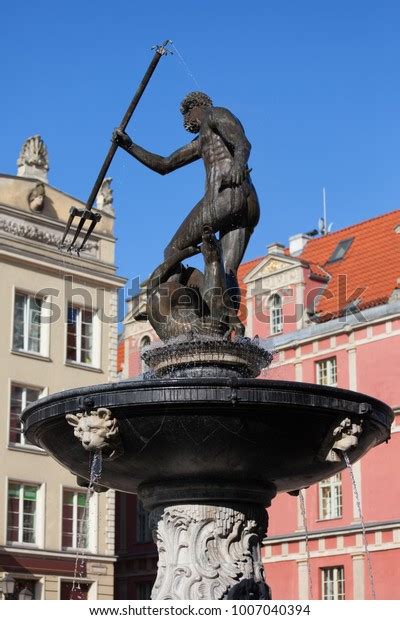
[199,118,233,186]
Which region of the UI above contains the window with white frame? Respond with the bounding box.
[62,489,89,550]
[9,384,42,446]
[67,306,94,365]
[140,335,151,374]
[60,580,91,600]
[321,566,345,600]
[270,294,283,334]
[7,482,39,545]
[13,292,43,354]
[316,357,337,386]
[319,473,342,520]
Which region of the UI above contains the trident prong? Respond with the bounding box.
[59,207,101,253]
[152,39,173,56]
[60,38,171,254]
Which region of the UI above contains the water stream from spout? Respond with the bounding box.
[71,450,103,599]
[299,490,313,599]
[343,453,376,599]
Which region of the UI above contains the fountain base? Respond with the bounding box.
[148,502,270,600]
[142,337,273,378]
[139,481,274,600]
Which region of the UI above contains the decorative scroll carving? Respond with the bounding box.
[96,177,114,215]
[325,417,362,462]
[0,216,98,255]
[66,408,123,460]
[149,504,270,600]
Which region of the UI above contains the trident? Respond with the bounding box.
[60,40,172,254]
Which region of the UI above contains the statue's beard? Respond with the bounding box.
[184,118,200,133]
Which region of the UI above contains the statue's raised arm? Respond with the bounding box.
[113,129,201,175]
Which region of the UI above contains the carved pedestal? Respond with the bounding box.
[140,483,274,600]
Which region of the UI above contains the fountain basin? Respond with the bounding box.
[22,378,393,507]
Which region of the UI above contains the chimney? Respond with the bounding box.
[267,242,285,255]
[289,233,311,256]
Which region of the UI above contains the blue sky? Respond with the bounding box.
[1,1,398,285]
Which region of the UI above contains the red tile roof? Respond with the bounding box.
[300,209,400,320]
[237,209,400,323]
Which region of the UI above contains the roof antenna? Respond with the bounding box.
[318,187,333,236]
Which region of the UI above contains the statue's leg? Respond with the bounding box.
[164,197,207,259]
[200,225,227,323]
[164,189,233,259]
[220,226,251,292]
[220,226,252,334]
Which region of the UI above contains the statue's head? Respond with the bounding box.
[180,92,213,133]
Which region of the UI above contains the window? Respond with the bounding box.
[137,582,153,600]
[140,336,151,374]
[321,566,345,600]
[316,357,337,386]
[137,498,153,543]
[67,306,94,365]
[62,490,88,550]
[270,294,283,334]
[319,473,342,519]
[9,384,42,446]
[60,580,90,600]
[327,238,354,263]
[7,483,38,545]
[8,579,37,600]
[13,293,42,354]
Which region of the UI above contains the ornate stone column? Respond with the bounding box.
[139,482,274,600]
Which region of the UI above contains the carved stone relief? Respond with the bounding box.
[325,417,362,462]
[0,214,98,256]
[149,504,270,600]
[66,408,123,460]
[27,182,46,212]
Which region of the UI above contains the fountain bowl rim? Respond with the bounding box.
[22,376,394,433]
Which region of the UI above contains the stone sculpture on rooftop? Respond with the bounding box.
[17,134,49,182]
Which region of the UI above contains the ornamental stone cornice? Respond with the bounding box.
[0,212,99,257]
[243,254,305,287]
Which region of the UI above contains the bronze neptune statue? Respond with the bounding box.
[25,47,394,601]
[113,92,260,340]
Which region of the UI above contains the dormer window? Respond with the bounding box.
[327,238,354,263]
[270,294,283,334]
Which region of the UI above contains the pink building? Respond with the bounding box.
[116,209,400,600]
